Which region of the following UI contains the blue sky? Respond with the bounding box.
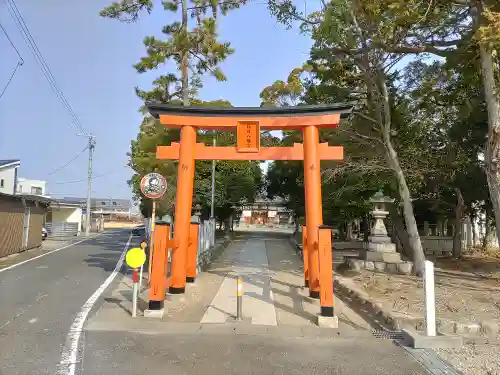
[0,0,315,200]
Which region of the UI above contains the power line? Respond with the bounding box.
[0,60,22,99]
[52,171,114,185]
[0,21,24,99]
[52,166,127,185]
[5,0,88,136]
[45,145,88,176]
[0,21,23,61]
[6,0,85,134]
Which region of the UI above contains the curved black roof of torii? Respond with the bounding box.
[146,102,353,119]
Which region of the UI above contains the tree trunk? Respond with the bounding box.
[471,213,477,247]
[478,6,500,248]
[384,139,426,275]
[482,216,497,249]
[388,204,412,259]
[362,215,369,242]
[453,188,465,258]
[339,224,347,241]
[346,221,353,241]
[482,215,490,250]
[181,0,189,106]
[371,67,425,275]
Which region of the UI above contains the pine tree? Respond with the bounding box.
[101,0,247,105]
[101,0,248,217]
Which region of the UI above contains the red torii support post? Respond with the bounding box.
[145,103,352,325]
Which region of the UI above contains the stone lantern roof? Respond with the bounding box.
[369,190,395,205]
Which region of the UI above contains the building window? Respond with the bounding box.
[112,201,117,206]
[101,201,106,205]
[0,179,3,188]
[31,186,43,195]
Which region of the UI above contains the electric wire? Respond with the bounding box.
[45,146,88,176]
[0,60,22,99]
[5,0,87,135]
[52,166,128,185]
[0,21,24,99]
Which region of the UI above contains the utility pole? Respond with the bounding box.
[210,134,216,218]
[85,135,96,236]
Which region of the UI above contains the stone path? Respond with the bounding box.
[265,238,372,329]
[201,239,277,325]
[88,233,371,330]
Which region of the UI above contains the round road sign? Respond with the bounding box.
[125,248,146,269]
[140,172,167,199]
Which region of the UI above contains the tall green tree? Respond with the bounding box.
[101,0,250,219]
[101,0,246,105]
[267,0,500,247]
[265,1,433,273]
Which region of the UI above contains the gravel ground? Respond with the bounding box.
[436,335,500,375]
[343,254,500,374]
[348,258,500,324]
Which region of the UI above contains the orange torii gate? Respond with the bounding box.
[145,103,352,325]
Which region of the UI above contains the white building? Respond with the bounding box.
[46,199,83,236]
[17,177,48,197]
[0,159,20,195]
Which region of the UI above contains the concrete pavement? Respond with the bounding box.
[81,230,439,375]
[0,229,137,375]
[201,238,277,325]
[83,329,429,375]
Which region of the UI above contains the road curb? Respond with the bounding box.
[288,235,499,340]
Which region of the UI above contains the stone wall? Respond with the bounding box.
[332,237,455,256]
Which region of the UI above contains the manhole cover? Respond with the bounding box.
[371,330,405,340]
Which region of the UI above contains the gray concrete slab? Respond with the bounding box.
[402,328,464,349]
[82,329,430,375]
[0,230,137,375]
[264,237,372,330]
[202,238,277,325]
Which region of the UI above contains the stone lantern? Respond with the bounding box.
[191,203,202,223]
[369,191,393,243]
[365,190,401,264]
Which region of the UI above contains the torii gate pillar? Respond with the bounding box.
[147,103,352,323]
[169,125,197,293]
[303,125,323,297]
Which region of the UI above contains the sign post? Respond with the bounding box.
[139,240,147,291]
[125,247,147,318]
[140,173,167,284]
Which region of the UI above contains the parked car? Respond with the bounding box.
[42,227,47,240]
[131,225,146,237]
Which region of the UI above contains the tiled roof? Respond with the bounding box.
[0,192,52,205]
[54,197,85,206]
[0,159,20,167]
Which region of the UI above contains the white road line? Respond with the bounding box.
[57,233,132,375]
[0,235,102,274]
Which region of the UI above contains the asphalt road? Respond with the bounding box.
[83,330,430,375]
[0,229,447,375]
[0,230,137,375]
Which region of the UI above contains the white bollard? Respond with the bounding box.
[423,260,436,336]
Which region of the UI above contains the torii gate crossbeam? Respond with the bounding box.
[145,103,352,326]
